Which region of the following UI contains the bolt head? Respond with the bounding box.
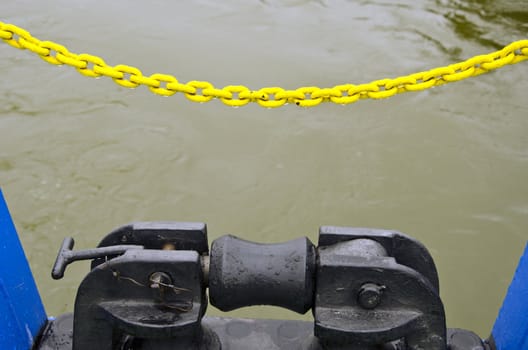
[357,283,385,309]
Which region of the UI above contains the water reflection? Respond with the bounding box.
[437,0,528,47]
[411,30,463,59]
[444,11,503,49]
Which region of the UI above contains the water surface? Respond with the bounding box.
[1,0,527,337]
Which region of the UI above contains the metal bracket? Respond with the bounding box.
[48,222,489,350]
[315,227,445,349]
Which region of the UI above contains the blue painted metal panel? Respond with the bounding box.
[492,242,528,350]
[0,189,47,349]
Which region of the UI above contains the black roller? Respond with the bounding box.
[209,235,316,314]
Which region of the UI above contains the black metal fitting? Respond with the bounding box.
[45,222,489,350]
[58,222,215,350]
[314,227,446,349]
[209,234,316,314]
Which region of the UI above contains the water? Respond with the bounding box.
[1,0,527,337]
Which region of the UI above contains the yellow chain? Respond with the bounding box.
[1,21,527,108]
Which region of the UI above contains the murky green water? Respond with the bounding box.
[1,0,527,338]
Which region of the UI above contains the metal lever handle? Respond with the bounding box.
[51,237,144,279]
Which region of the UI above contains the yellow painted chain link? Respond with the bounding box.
[1,21,527,108]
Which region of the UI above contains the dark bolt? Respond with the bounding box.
[357,283,385,309]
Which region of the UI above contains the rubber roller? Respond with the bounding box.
[209,235,316,314]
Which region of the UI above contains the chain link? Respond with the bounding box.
[1,21,527,108]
